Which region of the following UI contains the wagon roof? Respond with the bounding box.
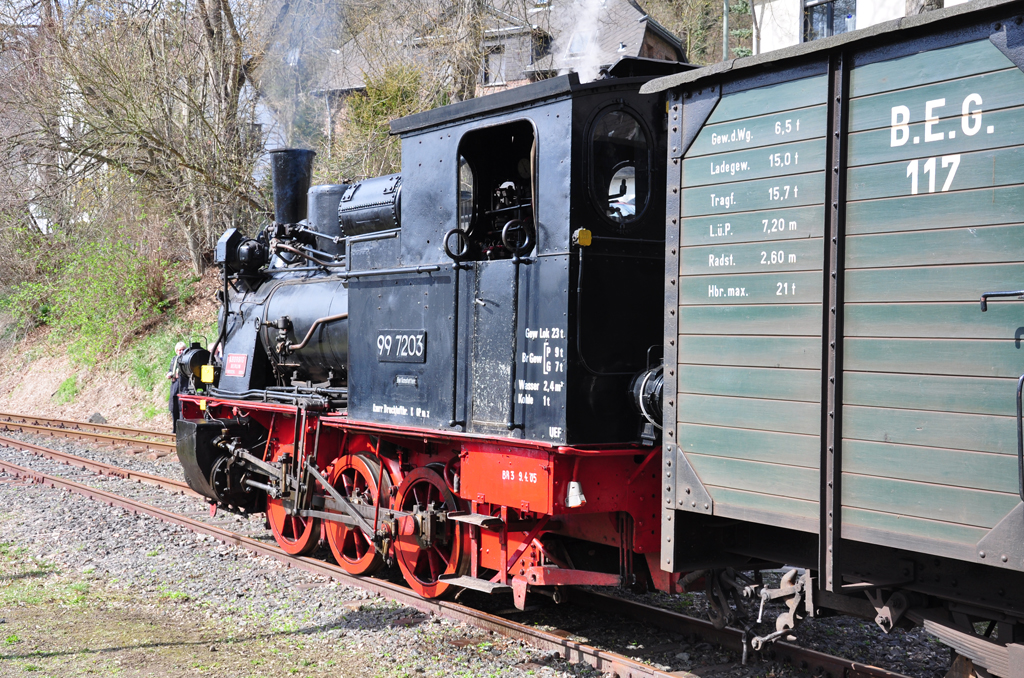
[640,0,1020,95]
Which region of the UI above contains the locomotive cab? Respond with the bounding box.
[347,73,669,447]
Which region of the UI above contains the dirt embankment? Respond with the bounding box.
[0,270,220,432]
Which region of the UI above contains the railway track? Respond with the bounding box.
[0,411,176,456]
[0,435,909,678]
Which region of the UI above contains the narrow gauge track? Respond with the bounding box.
[0,412,176,455]
[0,440,908,678]
[0,434,198,498]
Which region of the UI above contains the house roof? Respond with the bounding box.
[317,0,684,94]
[528,0,683,77]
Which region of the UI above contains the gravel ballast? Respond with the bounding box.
[0,432,953,678]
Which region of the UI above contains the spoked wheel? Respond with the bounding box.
[324,454,392,575]
[265,446,321,556]
[394,466,467,599]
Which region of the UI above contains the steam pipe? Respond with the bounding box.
[289,313,348,352]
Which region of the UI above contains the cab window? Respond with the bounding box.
[590,107,650,230]
[454,120,536,260]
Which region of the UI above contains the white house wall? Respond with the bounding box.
[754,0,952,55]
[756,0,801,55]
[856,0,904,29]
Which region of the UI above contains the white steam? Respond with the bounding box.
[572,0,607,83]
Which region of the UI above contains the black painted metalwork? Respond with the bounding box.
[821,50,849,595]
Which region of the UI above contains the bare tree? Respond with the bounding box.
[0,0,291,273]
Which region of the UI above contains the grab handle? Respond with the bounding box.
[1017,375,1024,503]
[980,290,1024,311]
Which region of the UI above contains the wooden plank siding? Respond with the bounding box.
[840,38,1024,553]
[677,74,828,531]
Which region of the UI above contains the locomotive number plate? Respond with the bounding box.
[376,330,427,363]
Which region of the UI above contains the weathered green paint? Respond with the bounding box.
[850,39,1013,98]
[844,263,1024,303]
[842,473,1018,528]
[843,372,1019,416]
[848,67,1024,133]
[847,185,1024,235]
[681,238,824,275]
[847,104,1024,167]
[688,454,819,500]
[677,423,819,467]
[678,364,821,401]
[680,270,824,305]
[843,404,1016,455]
[678,393,821,434]
[707,486,819,527]
[706,75,828,126]
[682,172,825,218]
[684,139,826,187]
[688,105,827,158]
[681,205,825,246]
[844,302,1024,339]
[843,506,986,548]
[845,224,1024,268]
[679,335,822,369]
[843,439,1017,492]
[680,303,823,335]
[845,337,1024,378]
[847,145,1024,202]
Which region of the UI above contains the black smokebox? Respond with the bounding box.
[270,148,316,225]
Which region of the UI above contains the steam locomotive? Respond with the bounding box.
[177,64,673,603]
[177,1,1024,673]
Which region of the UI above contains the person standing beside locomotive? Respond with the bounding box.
[167,341,186,432]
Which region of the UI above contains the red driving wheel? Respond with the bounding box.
[265,446,321,556]
[324,454,391,575]
[393,466,467,599]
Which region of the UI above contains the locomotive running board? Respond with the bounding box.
[439,575,512,594]
[447,511,504,529]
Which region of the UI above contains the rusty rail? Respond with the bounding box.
[0,434,196,497]
[0,442,910,678]
[0,414,176,455]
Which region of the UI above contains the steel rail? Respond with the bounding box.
[0,444,911,678]
[0,456,680,678]
[574,590,910,678]
[0,411,176,443]
[0,434,197,498]
[0,418,176,455]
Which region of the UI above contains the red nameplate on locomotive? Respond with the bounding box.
[224,354,248,377]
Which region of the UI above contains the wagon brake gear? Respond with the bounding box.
[706,568,757,630]
[750,569,813,651]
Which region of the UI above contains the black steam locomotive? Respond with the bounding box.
[177,65,674,603]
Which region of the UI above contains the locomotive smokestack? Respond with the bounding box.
[270,148,316,225]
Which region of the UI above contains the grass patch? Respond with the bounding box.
[52,376,79,405]
[117,314,217,416]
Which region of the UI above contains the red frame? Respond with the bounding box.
[179,394,667,595]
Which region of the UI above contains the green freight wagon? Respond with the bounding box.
[645,1,1024,673]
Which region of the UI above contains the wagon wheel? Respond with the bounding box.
[265,446,321,556]
[324,454,391,575]
[393,466,467,598]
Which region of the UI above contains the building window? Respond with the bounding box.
[567,31,595,57]
[484,46,505,85]
[803,0,856,42]
[531,33,552,64]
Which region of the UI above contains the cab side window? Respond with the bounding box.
[590,107,650,231]
[453,120,536,260]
